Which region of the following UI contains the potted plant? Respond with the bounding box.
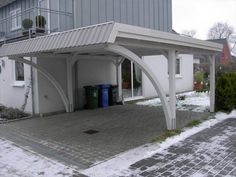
[35,15,46,33]
[122,73,131,89]
[22,18,33,35]
[194,71,204,92]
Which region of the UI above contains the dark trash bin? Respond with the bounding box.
[109,85,118,106]
[97,84,110,108]
[84,86,99,109]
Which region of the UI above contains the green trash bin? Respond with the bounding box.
[84,86,99,109]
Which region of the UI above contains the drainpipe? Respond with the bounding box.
[30,57,35,116]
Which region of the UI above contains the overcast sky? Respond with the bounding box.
[172,0,236,40]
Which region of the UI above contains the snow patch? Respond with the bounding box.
[136,91,210,112]
[81,110,236,177]
[0,139,76,177]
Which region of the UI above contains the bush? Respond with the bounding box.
[22,18,33,30]
[0,107,29,120]
[215,72,236,111]
[0,105,6,112]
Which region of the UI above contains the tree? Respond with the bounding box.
[207,22,234,39]
[229,34,236,55]
[182,30,196,37]
[208,22,236,56]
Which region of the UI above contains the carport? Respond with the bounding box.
[0,22,222,130]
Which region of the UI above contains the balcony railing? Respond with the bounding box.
[0,7,74,44]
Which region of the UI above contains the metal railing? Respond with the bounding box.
[0,7,74,44]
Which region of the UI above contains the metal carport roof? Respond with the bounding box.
[0,21,222,58]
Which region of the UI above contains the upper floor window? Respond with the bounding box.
[10,8,21,31]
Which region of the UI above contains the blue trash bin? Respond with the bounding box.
[97,84,110,107]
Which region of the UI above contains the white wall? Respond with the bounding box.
[77,58,116,108]
[142,54,193,98]
[0,54,193,114]
[0,57,32,112]
[36,56,68,114]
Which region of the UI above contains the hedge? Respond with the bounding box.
[215,72,236,111]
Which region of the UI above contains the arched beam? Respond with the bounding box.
[105,44,174,130]
[9,57,70,112]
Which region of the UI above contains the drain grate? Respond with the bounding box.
[83,129,99,135]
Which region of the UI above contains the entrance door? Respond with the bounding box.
[122,59,142,99]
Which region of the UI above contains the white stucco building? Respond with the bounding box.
[0,0,221,130]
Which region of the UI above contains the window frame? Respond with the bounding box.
[9,8,22,31]
[167,56,182,78]
[175,57,181,77]
[12,60,25,87]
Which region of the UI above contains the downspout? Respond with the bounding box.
[30,57,35,116]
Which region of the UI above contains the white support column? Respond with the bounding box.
[67,58,74,112]
[168,49,176,130]
[209,55,216,112]
[116,59,123,101]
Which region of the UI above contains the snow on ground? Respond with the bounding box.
[136,91,210,112]
[81,110,236,177]
[0,138,76,177]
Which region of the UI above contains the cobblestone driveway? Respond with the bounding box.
[125,118,236,177]
[0,105,207,170]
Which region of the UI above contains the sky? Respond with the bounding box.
[172,0,236,40]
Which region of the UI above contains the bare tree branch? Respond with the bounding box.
[182,30,197,38]
[207,22,234,39]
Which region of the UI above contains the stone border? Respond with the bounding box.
[0,116,33,124]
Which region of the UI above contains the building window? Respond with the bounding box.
[176,58,181,75]
[10,8,21,31]
[167,57,182,76]
[14,61,24,82]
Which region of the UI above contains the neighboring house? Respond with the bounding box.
[194,38,232,65]
[194,38,235,75]
[0,0,193,115]
[208,39,232,65]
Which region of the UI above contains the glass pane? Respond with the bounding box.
[17,11,21,27]
[122,59,132,98]
[15,61,24,81]
[11,15,16,29]
[133,63,142,97]
[176,59,180,74]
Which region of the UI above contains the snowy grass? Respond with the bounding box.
[151,129,182,143]
[81,110,236,177]
[186,119,202,128]
[136,91,210,112]
[0,138,76,177]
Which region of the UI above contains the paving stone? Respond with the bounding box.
[230,169,236,176]
[1,106,236,177]
[161,171,172,176]
[140,166,148,171]
[139,171,150,176]
[124,118,236,177]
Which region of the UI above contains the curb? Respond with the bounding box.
[0,116,33,124]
